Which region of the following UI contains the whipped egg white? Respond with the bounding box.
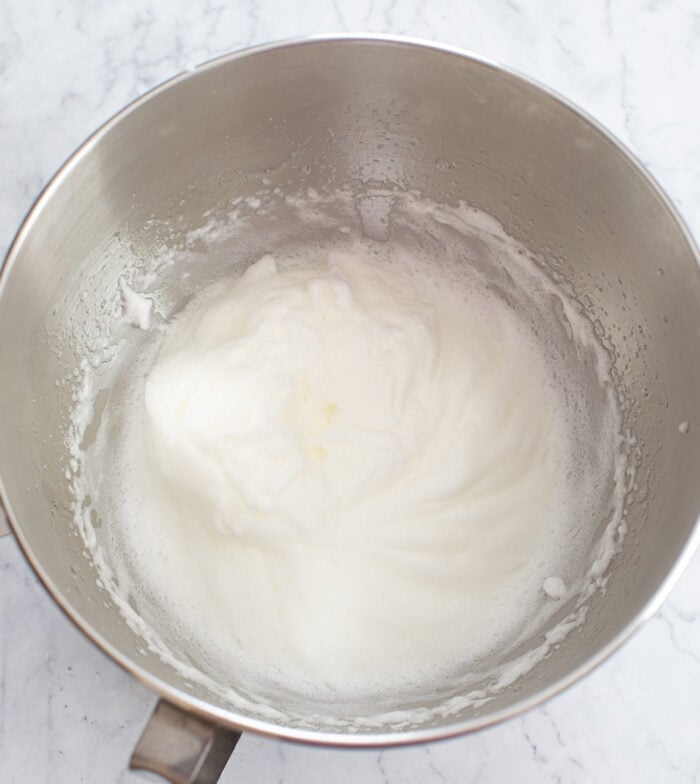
[69,191,629,727]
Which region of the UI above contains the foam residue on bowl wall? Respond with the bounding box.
[62,185,638,732]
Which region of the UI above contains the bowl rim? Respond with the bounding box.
[1,32,700,747]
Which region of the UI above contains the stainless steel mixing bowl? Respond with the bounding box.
[1,35,700,778]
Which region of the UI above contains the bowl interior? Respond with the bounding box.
[1,37,700,741]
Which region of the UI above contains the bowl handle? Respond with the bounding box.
[130,698,241,783]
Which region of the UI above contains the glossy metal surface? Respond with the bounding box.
[1,36,700,746]
[130,699,241,784]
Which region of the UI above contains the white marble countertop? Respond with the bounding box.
[1,0,699,782]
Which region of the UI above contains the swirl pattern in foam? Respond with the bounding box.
[71,191,628,727]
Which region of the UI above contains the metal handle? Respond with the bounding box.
[130,699,241,784]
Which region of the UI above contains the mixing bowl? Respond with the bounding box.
[1,35,699,781]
